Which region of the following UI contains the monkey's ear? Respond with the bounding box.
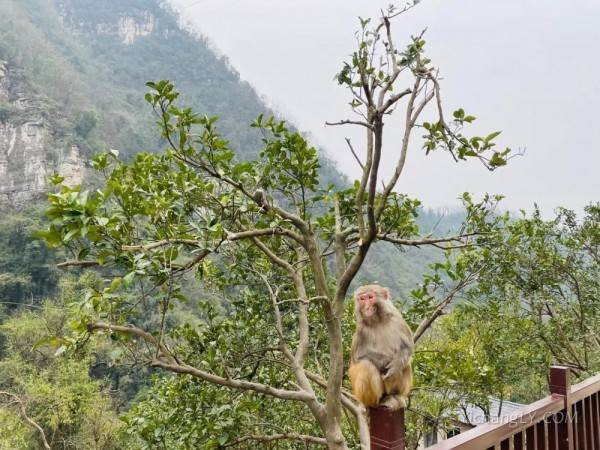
[382,287,390,300]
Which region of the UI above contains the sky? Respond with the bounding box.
[170,0,599,214]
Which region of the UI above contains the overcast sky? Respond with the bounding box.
[171,0,599,214]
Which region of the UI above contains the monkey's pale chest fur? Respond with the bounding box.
[354,316,407,368]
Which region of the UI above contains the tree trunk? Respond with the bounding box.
[325,420,349,450]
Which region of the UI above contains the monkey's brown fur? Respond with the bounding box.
[348,359,383,407]
[349,284,414,409]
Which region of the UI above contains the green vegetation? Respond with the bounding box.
[32,10,514,441]
[0,278,125,449]
[0,206,58,307]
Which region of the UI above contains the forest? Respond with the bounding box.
[0,1,599,449]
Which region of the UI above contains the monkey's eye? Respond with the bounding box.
[359,293,375,303]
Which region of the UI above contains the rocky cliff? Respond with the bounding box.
[0,59,84,204]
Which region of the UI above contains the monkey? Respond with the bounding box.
[348,284,414,410]
[253,189,269,213]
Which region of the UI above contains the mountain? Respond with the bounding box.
[0,0,345,203]
[0,0,463,305]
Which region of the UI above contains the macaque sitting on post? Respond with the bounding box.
[348,284,414,410]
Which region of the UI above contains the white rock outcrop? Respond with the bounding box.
[118,12,155,45]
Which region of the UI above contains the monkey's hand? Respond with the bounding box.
[382,363,396,380]
[382,351,411,380]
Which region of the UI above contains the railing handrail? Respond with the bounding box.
[425,367,600,450]
[570,372,600,403]
[425,394,564,450]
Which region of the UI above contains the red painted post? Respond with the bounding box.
[549,366,573,450]
[369,407,405,449]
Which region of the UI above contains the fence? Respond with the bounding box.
[370,366,600,450]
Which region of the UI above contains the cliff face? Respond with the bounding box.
[58,0,160,46]
[0,60,84,204]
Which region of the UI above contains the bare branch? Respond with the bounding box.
[334,196,347,281]
[366,123,383,236]
[88,322,177,363]
[414,270,481,342]
[252,237,295,274]
[57,260,100,269]
[173,248,212,272]
[225,433,327,447]
[120,228,304,253]
[375,77,423,220]
[270,203,310,234]
[0,392,51,450]
[377,232,480,247]
[151,359,314,402]
[292,268,311,366]
[378,87,412,114]
[122,239,200,252]
[228,227,304,244]
[325,119,374,130]
[254,272,294,362]
[345,138,364,170]
[387,1,421,19]
[87,322,313,402]
[355,125,373,237]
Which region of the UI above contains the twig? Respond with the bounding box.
[345,138,364,170]
[57,260,100,268]
[0,392,51,450]
[325,119,374,130]
[225,433,327,447]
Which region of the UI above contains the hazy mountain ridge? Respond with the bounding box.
[0,0,460,301]
[0,0,349,204]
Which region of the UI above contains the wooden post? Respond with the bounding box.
[369,407,405,450]
[549,366,573,450]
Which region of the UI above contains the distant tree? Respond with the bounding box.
[405,297,549,449]
[463,204,600,378]
[401,204,600,448]
[74,111,97,139]
[0,207,58,307]
[40,5,512,448]
[0,279,124,450]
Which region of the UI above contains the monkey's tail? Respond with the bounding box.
[348,359,384,407]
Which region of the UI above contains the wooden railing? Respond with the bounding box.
[369,366,600,450]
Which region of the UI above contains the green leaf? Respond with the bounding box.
[110,277,122,291]
[485,131,502,142]
[489,152,507,167]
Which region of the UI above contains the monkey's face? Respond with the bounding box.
[357,290,378,318]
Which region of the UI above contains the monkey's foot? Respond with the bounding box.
[380,395,407,411]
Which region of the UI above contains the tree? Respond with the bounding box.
[405,297,549,449]
[75,111,97,139]
[0,278,125,450]
[462,204,600,378]
[0,206,58,307]
[400,204,600,448]
[40,5,512,448]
